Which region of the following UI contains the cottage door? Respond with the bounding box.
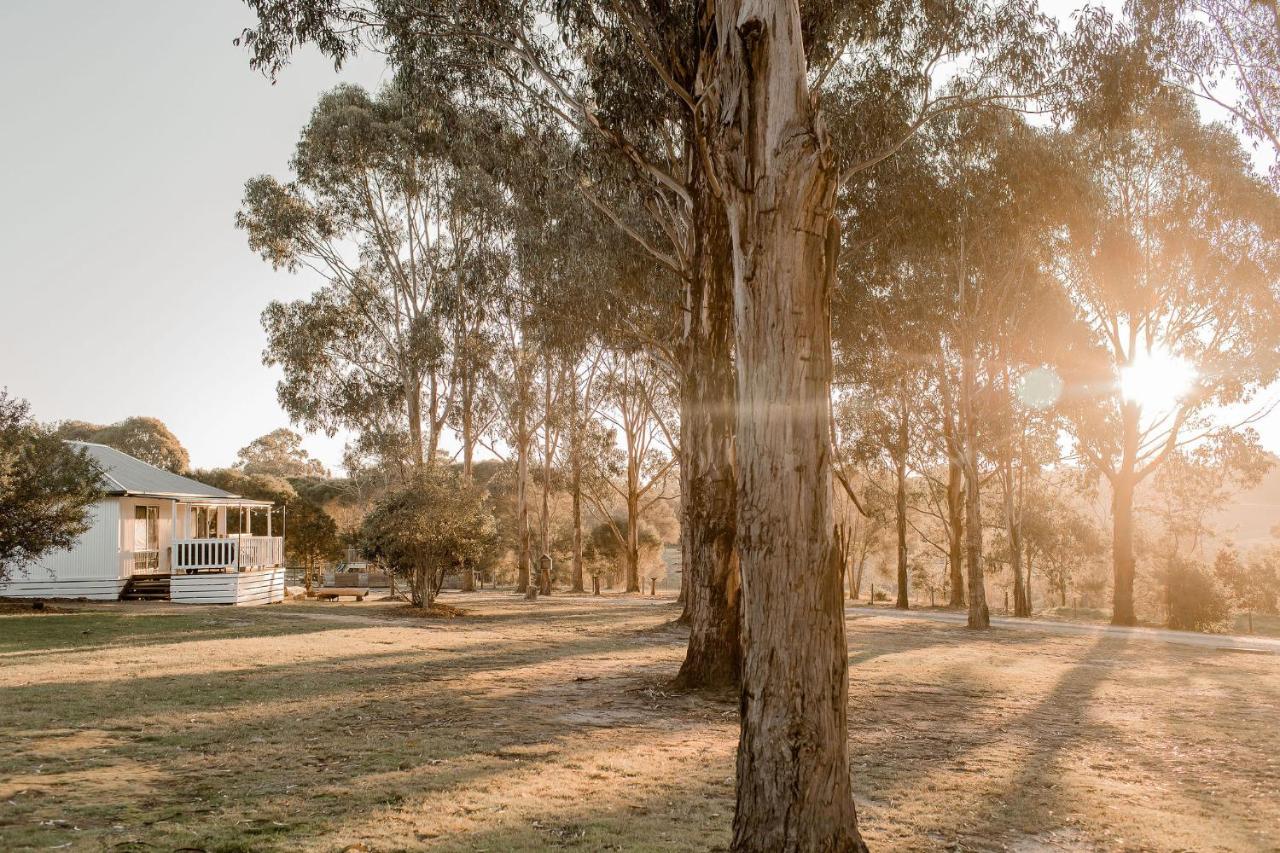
[133,506,160,574]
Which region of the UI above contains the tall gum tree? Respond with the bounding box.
[1058,92,1280,626]
[701,3,866,848]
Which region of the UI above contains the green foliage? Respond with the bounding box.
[241,81,514,474]
[236,428,328,477]
[286,497,343,587]
[188,467,296,505]
[0,392,105,576]
[1059,91,1280,480]
[361,466,496,606]
[55,416,189,473]
[1020,488,1108,605]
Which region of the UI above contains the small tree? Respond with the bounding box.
[287,499,342,594]
[1214,546,1280,633]
[1,392,104,579]
[362,467,495,608]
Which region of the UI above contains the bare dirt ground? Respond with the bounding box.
[1,591,1277,852]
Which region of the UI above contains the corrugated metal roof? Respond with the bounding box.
[68,442,237,499]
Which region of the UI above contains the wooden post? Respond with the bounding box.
[169,501,177,572]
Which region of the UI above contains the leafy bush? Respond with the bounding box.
[1163,558,1230,632]
[361,467,495,607]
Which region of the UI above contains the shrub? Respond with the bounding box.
[361,467,495,607]
[1163,558,1230,632]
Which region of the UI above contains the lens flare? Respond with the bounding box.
[1016,367,1064,410]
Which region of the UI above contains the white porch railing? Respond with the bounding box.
[172,536,284,572]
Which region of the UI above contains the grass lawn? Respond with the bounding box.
[1,592,1277,852]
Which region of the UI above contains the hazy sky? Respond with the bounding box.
[0,1,385,471]
[2,1,1277,473]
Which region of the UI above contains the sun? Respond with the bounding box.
[1119,347,1197,413]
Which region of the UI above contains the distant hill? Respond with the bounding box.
[1210,453,1280,548]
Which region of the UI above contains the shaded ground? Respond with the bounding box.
[1,592,1277,852]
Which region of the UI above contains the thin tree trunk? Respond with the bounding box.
[460,385,477,593]
[962,351,989,629]
[1025,553,1033,614]
[1005,456,1028,617]
[571,457,585,593]
[943,404,966,608]
[1111,401,1140,626]
[406,374,424,468]
[675,154,740,689]
[625,490,641,593]
[708,3,867,847]
[894,391,909,610]
[539,359,553,596]
[516,397,532,596]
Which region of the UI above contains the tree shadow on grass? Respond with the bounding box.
[938,635,1132,848]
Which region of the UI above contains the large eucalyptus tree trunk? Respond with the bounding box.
[676,156,740,689]
[707,2,867,848]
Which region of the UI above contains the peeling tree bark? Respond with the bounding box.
[706,2,867,848]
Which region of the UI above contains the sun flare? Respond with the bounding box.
[1119,347,1196,412]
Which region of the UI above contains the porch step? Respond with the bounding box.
[121,576,171,602]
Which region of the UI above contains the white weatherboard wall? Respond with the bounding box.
[0,500,127,599]
[170,568,286,606]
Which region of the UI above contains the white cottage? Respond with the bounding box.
[0,442,286,605]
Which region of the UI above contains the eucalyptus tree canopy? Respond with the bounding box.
[240,83,512,471]
[1130,0,1280,184]
[1,393,105,576]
